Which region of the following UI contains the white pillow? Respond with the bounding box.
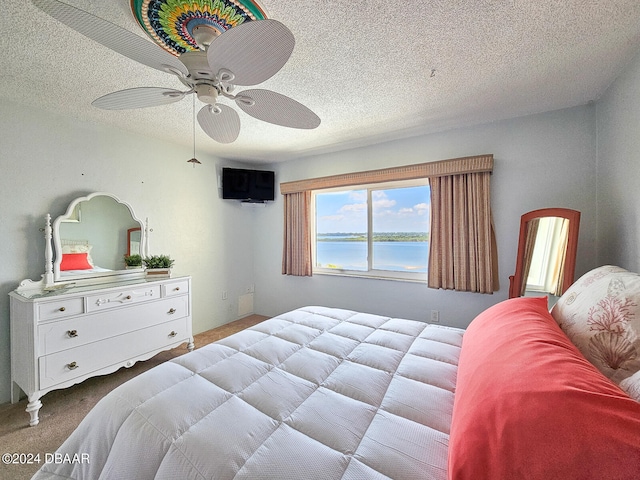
[620,370,640,402]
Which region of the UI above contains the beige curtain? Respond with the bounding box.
[282,191,313,276]
[428,171,496,293]
[520,218,540,296]
[281,154,494,282]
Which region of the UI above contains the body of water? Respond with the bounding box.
[316,241,428,272]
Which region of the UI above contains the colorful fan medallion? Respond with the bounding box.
[130,0,268,55]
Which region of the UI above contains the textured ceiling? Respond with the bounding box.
[2,0,640,163]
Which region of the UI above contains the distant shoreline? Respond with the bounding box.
[317,233,429,242]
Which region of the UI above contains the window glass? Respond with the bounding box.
[371,186,430,273]
[314,181,430,281]
[315,189,368,271]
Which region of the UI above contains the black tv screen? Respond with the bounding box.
[222,168,275,202]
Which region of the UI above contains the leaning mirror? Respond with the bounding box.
[52,192,146,283]
[509,208,580,299]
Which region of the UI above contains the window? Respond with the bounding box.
[281,154,495,292]
[313,180,430,281]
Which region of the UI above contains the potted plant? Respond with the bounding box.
[123,254,142,269]
[143,254,175,277]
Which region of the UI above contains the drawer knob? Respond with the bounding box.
[174,287,180,291]
[168,308,176,314]
[67,330,78,338]
[125,295,132,300]
[58,307,66,312]
[169,331,178,338]
[67,361,79,370]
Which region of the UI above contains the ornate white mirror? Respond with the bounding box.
[49,193,147,284]
[16,193,150,293]
[509,208,580,299]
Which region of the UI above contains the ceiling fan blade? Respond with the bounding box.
[197,104,240,144]
[92,87,186,110]
[32,0,188,76]
[207,19,295,86]
[235,89,320,129]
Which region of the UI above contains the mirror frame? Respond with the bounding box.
[51,192,147,285]
[127,227,142,256]
[509,208,580,299]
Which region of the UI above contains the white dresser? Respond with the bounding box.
[10,276,194,426]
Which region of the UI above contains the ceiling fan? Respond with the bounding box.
[32,0,321,144]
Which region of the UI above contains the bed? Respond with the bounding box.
[32,266,640,480]
[59,239,113,275]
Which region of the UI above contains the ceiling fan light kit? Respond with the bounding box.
[33,0,320,145]
[195,83,219,105]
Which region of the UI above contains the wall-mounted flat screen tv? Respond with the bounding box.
[222,167,275,202]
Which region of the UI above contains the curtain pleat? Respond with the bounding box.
[428,171,495,293]
[282,191,312,276]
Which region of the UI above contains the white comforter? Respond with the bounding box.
[33,306,464,480]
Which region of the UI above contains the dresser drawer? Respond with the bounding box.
[38,316,190,390]
[38,295,188,355]
[162,279,190,297]
[85,285,161,312]
[38,298,84,321]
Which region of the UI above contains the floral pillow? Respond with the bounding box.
[551,265,640,385]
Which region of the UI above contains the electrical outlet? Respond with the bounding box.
[222,291,228,300]
[430,310,440,323]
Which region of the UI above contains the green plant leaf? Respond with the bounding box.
[143,254,175,269]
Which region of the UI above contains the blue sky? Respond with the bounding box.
[316,185,430,233]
